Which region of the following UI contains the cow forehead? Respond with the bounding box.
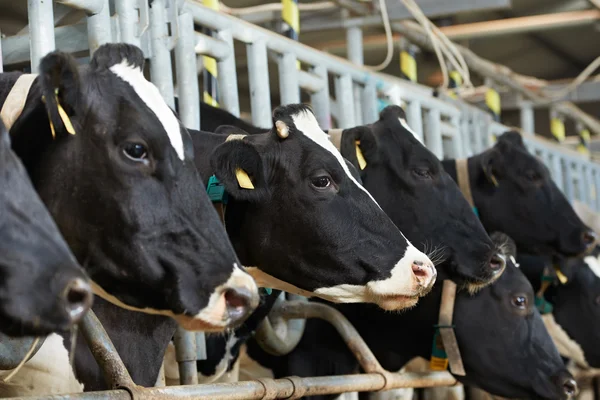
[290,111,380,208]
[398,118,423,144]
[109,60,185,161]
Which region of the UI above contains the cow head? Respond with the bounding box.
[335,106,502,291]
[467,131,595,257]
[7,44,258,331]
[208,104,436,311]
[455,232,576,399]
[0,118,92,336]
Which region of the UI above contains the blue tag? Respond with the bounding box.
[261,287,272,295]
[473,206,479,218]
[206,175,228,204]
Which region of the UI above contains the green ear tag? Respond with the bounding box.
[535,295,553,314]
[261,287,272,295]
[206,175,228,204]
[430,327,449,371]
[473,206,480,218]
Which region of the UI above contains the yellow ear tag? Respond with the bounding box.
[355,140,367,170]
[554,267,568,284]
[235,168,255,189]
[490,174,499,187]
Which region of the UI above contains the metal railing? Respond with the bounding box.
[2,1,600,398]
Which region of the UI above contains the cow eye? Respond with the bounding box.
[412,168,432,179]
[123,142,148,162]
[311,176,331,189]
[511,295,528,309]
[525,170,541,182]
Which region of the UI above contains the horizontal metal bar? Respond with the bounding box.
[298,70,325,93]
[194,32,231,60]
[55,0,106,15]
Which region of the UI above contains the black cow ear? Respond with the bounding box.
[89,43,145,71]
[480,148,501,187]
[38,50,82,140]
[210,139,269,203]
[340,126,378,173]
[497,131,524,148]
[214,125,249,136]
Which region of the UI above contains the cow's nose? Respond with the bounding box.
[561,377,577,398]
[63,278,93,324]
[412,260,436,290]
[583,229,597,250]
[489,253,506,274]
[224,287,255,325]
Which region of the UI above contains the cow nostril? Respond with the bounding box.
[64,278,93,323]
[583,230,597,247]
[562,378,577,397]
[490,253,506,273]
[224,288,253,323]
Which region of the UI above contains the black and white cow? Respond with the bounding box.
[0,118,92,337]
[247,232,578,400]
[442,130,596,258]
[0,43,259,392]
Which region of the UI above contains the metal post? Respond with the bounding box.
[584,164,594,207]
[247,38,272,128]
[362,79,378,125]
[173,327,199,385]
[216,29,240,116]
[149,0,175,108]
[175,12,200,130]
[347,25,363,125]
[279,52,300,105]
[0,29,3,73]
[116,0,141,46]
[28,0,56,73]
[335,74,355,129]
[551,154,564,192]
[563,160,575,203]
[85,0,112,55]
[595,169,600,212]
[424,108,443,159]
[310,65,331,129]
[202,0,220,108]
[519,100,535,134]
[406,100,424,142]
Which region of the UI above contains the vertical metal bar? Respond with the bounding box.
[310,65,330,129]
[202,0,220,108]
[247,38,272,128]
[86,0,112,55]
[520,101,535,134]
[584,164,593,207]
[335,74,355,129]
[362,79,378,125]
[173,327,198,385]
[424,108,443,159]
[595,168,600,212]
[28,0,56,73]
[175,12,200,130]
[406,100,423,142]
[278,52,300,105]
[450,114,462,159]
[551,154,564,192]
[216,29,240,117]
[149,0,175,108]
[347,26,363,126]
[0,29,3,73]
[116,0,140,46]
[563,160,575,203]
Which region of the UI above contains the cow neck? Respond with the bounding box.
[429,280,465,377]
[454,158,479,218]
[0,74,38,131]
[535,264,569,315]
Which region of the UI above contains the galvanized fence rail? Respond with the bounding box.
[2,1,600,398]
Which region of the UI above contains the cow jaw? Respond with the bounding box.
[90,265,258,332]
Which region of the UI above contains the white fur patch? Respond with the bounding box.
[291,110,381,208]
[584,255,600,279]
[542,313,589,368]
[109,60,185,161]
[399,118,422,143]
[0,334,83,396]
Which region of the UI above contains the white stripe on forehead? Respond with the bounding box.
[399,118,423,144]
[109,60,185,161]
[584,255,600,279]
[290,110,381,208]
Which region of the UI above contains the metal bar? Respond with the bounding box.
[595,169,600,212]
[216,29,240,116]
[563,160,575,203]
[406,100,424,143]
[194,32,231,60]
[278,52,300,105]
[298,70,325,94]
[28,0,56,73]
[585,165,594,207]
[246,38,272,128]
[115,0,140,46]
[520,101,535,134]
[335,74,355,129]
[173,327,199,385]
[149,0,176,108]
[362,79,378,125]
[424,108,443,159]
[86,0,112,54]
[310,65,331,129]
[175,13,200,130]
[347,25,364,125]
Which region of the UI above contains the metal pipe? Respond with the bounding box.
[173,327,199,385]
[28,0,56,73]
[346,26,363,126]
[362,79,378,125]
[84,0,112,55]
[278,52,300,105]
[193,31,230,60]
[216,29,240,116]
[406,100,424,143]
[115,0,141,46]
[425,108,443,159]
[520,101,535,134]
[176,12,201,130]
[149,0,176,108]
[0,334,44,370]
[254,294,306,356]
[310,65,331,129]
[246,38,272,128]
[563,161,575,202]
[298,70,324,94]
[335,74,355,129]
[595,170,600,212]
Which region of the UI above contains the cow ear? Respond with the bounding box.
[38,50,82,140]
[339,126,378,173]
[480,148,502,187]
[497,131,524,148]
[214,125,249,136]
[210,139,269,203]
